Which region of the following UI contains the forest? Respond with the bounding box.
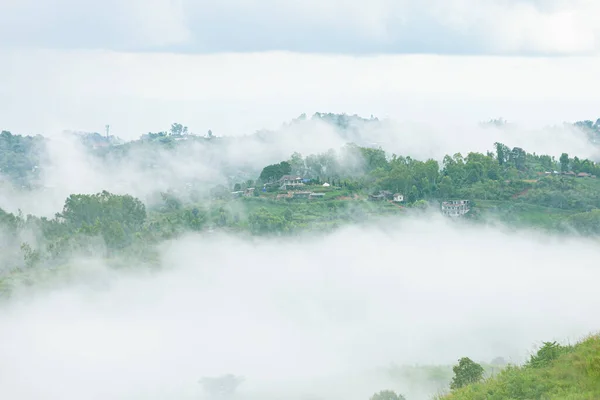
[3,121,600,290]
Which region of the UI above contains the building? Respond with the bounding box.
[380,190,393,200]
[369,190,393,201]
[244,188,255,197]
[309,192,325,199]
[279,175,304,190]
[441,200,471,217]
[292,191,311,199]
[393,193,404,202]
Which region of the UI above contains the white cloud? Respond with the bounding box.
[1,220,600,399]
[1,0,599,54]
[1,50,600,138]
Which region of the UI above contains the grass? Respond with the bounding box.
[437,335,600,400]
[473,200,578,230]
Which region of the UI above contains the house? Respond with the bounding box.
[441,200,471,217]
[292,191,311,199]
[244,188,255,197]
[279,175,304,190]
[368,194,385,201]
[577,172,592,178]
[309,192,325,199]
[380,190,393,200]
[231,191,244,198]
[393,193,404,202]
[369,191,393,201]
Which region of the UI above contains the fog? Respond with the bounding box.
[1,216,599,399]
[1,108,598,218]
[2,47,600,400]
[2,50,600,138]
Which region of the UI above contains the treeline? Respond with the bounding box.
[0,130,45,187]
[255,142,600,207]
[4,140,600,283]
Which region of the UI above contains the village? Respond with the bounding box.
[229,174,473,217]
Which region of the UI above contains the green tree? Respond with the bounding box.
[527,341,572,368]
[169,122,188,135]
[560,153,570,172]
[289,152,305,176]
[259,161,292,183]
[450,357,484,390]
[369,390,406,400]
[509,147,526,171]
[438,175,454,198]
[20,242,41,268]
[494,142,509,165]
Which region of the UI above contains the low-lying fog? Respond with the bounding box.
[1,216,598,400]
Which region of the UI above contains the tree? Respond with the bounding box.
[560,153,570,172]
[169,123,187,136]
[289,152,305,176]
[494,142,509,166]
[527,341,571,368]
[370,390,406,400]
[438,175,454,198]
[450,357,484,390]
[259,161,292,183]
[509,147,526,171]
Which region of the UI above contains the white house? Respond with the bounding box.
[441,200,471,217]
[393,193,404,202]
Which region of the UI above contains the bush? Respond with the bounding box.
[370,390,406,400]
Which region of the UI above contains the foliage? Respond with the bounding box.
[450,357,484,390]
[0,130,46,187]
[259,161,292,183]
[439,335,600,400]
[5,124,600,295]
[526,341,573,369]
[369,390,406,400]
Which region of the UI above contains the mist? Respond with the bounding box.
[1,214,599,400]
[2,50,600,137]
[2,41,600,400]
[1,107,598,219]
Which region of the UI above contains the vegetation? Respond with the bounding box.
[370,390,406,400]
[438,335,600,400]
[2,115,600,398]
[449,358,484,390]
[3,116,600,297]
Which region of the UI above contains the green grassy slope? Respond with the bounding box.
[438,335,600,400]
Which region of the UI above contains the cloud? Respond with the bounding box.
[1,50,600,143]
[0,0,190,50]
[1,218,600,399]
[1,0,599,55]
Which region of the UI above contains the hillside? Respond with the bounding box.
[438,335,600,400]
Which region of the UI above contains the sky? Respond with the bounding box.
[1,0,600,139]
[1,0,600,55]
